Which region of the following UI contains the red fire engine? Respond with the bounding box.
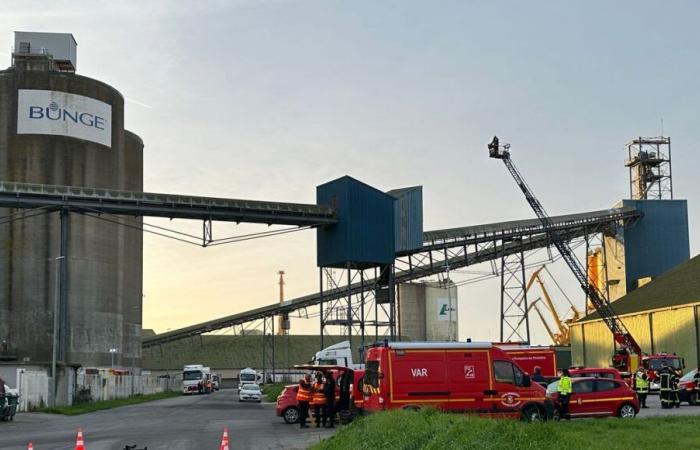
[496,345,558,379]
[362,342,552,421]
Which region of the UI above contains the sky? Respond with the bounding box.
[3,0,699,345]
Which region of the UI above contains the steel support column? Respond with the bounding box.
[499,238,530,343]
[59,208,69,362]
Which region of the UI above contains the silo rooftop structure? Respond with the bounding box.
[0,32,144,395]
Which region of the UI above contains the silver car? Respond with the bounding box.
[238,383,262,403]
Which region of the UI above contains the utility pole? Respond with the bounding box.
[277,270,291,381]
[445,263,454,341]
[51,255,65,407]
[277,271,288,335]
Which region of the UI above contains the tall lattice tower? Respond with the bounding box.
[625,136,673,200]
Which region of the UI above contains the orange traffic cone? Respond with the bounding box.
[219,427,229,450]
[75,428,85,450]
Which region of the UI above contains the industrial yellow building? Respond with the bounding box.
[571,254,700,369]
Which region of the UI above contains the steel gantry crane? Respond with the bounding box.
[488,136,643,373]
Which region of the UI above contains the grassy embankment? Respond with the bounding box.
[39,391,180,416]
[263,383,290,403]
[312,408,700,450]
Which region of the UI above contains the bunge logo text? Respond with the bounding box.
[28,102,107,130]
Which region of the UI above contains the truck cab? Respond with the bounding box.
[362,342,551,421]
[313,341,364,370]
[239,367,262,386]
[641,354,685,390]
[182,364,211,394]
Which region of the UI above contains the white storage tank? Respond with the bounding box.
[398,281,458,341]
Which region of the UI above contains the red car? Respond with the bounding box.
[568,367,624,381]
[276,384,301,424]
[678,369,699,405]
[546,377,639,419]
[275,365,365,424]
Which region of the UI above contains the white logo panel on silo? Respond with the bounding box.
[436,298,455,321]
[17,89,112,147]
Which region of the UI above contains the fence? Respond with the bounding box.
[76,373,181,402]
[16,370,49,412]
[13,370,181,411]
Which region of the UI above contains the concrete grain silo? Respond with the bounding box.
[0,33,143,395]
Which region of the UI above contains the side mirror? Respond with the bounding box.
[521,374,531,387]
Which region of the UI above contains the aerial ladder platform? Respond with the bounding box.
[488,136,643,373]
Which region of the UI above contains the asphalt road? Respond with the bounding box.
[0,389,335,450]
[637,394,700,418]
[2,391,699,449]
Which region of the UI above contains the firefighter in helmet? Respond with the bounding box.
[658,363,674,409]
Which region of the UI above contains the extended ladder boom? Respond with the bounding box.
[488,137,642,356]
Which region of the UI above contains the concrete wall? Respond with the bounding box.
[0,56,143,369]
[570,304,700,369]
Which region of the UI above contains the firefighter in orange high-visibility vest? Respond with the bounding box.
[311,372,326,428]
[296,373,312,428]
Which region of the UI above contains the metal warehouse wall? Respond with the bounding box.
[316,176,395,268]
[388,186,423,253]
[610,200,690,297]
[571,305,700,369]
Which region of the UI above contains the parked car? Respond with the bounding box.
[276,384,300,424]
[568,367,624,381]
[678,369,698,405]
[275,365,365,424]
[546,377,639,419]
[238,383,262,403]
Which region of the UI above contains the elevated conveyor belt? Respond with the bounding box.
[0,181,336,227]
[143,206,640,347]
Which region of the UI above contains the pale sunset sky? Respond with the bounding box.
[3,0,699,345]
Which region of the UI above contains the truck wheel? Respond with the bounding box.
[521,405,543,422]
[283,407,299,424]
[618,403,636,418]
[402,405,421,412]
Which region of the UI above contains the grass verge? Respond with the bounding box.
[39,391,180,415]
[263,383,291,403]
[311,408,700,450]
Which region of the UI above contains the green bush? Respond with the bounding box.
[312,408,700,450]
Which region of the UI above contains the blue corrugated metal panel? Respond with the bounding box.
[387,186,423,252]
[622,199,690,293]
[316,176,395,268]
